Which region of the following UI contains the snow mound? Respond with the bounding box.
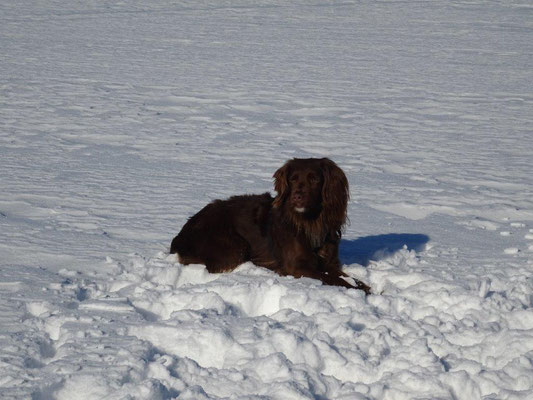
[4,244,531,399]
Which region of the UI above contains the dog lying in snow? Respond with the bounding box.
[170,158,370,294]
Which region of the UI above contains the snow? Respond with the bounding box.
[1,0,533,399]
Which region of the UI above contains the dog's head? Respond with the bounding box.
[273,158,349,226]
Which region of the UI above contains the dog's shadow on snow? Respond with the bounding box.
[339,233,430,266]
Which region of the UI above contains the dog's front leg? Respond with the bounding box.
[317,239,371,295]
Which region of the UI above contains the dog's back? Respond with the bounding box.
[170,193,274,272]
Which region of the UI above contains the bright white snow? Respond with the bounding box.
[1,0,533,399]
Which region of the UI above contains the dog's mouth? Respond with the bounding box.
[291,194,309,213]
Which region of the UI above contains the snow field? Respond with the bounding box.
[4,237,532,399]
[1,0,533,398]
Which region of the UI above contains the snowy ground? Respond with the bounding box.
[1,0,533,399]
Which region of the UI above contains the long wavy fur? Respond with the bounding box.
[273,158,349,247]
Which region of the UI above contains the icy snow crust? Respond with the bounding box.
[1,0,533,399]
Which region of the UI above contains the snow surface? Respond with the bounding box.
[1,0,533,399]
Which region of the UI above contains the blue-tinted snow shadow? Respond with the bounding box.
[339,233,430,266]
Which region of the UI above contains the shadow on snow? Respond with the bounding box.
[339,233,430,266]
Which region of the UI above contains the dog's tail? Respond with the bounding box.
[170,235,181,255]
[170,234,195,265]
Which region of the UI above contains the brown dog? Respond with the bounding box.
[170,158,370,294]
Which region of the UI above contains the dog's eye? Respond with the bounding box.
[308,174,319,184]
[290,174,299,182]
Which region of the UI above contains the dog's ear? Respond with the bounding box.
[321,158,349,226]
[273,160,291,208]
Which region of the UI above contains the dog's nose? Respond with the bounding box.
[293,190,307,203]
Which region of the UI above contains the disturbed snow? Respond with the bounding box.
[1,0,533,399]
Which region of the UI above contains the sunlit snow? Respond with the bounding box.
[1,1,532,399]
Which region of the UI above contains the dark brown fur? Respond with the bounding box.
[170,158,370,294]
